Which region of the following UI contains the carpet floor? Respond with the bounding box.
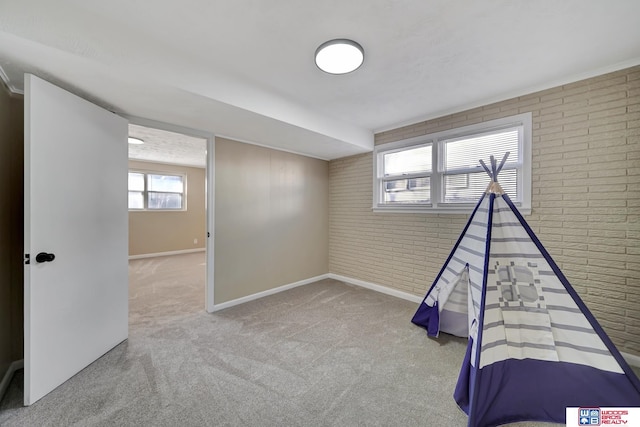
[0,252,580,426]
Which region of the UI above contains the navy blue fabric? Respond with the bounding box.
[411,301,439,337]
[454,337,474,414]
[427,301,440,336]
[466,359,640,427]
[467,193,495,425]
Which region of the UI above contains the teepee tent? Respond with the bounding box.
[412,154,640,427]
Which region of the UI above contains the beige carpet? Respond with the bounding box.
[0,252,576,426]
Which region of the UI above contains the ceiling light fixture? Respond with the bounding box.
[315,39,364,75]
[128,137,144,145]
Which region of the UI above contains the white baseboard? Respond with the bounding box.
[209,274,331,313]
[207,271,640,371]
[622,351,640,369]
[0,359,23,402]
[328,273,423,304]
[129,248,205,260]
[327,274,640,369]
[208,273,422,313]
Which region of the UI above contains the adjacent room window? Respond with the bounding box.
[373,112,532,214]
[128,171,186,210]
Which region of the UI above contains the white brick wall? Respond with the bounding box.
[329,65,640,356]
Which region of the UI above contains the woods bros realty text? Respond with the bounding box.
[601,409,629,424]
[568,408,640,426]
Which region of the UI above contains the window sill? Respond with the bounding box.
[129,209,187,212]
[372,205,531,215]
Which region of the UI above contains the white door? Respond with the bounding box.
[24,74,129,405]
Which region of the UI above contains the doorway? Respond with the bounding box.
[11,76,216,408]
[127,123,211,315]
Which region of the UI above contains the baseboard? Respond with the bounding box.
[328,276,640,371]
[207,272,640,370]
[129,248,205,260]
[328,274,423,304]
[209,274,331,313]
[0,359,23,402]
[207,273,418,313]
[622,351,640,368]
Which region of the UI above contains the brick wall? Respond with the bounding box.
[329,65,640,356]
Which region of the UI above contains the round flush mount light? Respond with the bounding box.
[315,39,364,74]
[128,137,144,145]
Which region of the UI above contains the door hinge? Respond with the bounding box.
[24,253,30,265]
[207,232,210,238]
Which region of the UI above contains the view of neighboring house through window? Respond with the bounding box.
[128,172,185,210]
[440,127,520,203]
[373,112,532,213]
[382,144,432,204]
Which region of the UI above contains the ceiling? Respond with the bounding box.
[1,1,639,161]
[128,124,207,168]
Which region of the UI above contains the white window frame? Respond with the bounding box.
[373,112,532,214]
[128,170,187,211]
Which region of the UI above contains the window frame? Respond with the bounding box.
[379,142,433,206]
[128,170,187,211]
[373,112,532,214]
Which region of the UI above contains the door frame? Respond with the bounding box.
[125,116,215,312]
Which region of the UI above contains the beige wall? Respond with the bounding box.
[329,66,640,356]
[0,87,24,382]
[214,138,328,304]
[128,160,206,256]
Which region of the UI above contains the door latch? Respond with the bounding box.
[35,252,56,263]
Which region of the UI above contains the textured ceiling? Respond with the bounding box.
[128,124,207,168]
[1,0,640,161]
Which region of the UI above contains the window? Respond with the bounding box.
[380,144,432,205]
[128,171,186,210]
[373,112,531,214]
